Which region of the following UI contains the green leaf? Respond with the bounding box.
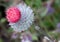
[40,7,48,18]
[32,34,38,40]
[0,38,3,42]
[7,28,13,33]
[55,0,60,7]
[0,18,6,23]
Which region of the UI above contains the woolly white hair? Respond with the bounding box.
[9,3,34,32]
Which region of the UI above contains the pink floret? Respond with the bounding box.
[6,7,21,23]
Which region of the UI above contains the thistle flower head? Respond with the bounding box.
[6,3,34,32]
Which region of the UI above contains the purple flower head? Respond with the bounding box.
[21,32,32,42]
[21,35,32,42]
[57,23,60,29]
[21,39,31,42]
[11,32,18,39]
[47,7,55,14]
[46,1,55,15]
[55,23,60,33]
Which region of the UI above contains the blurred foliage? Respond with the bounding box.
[0,38,3,42]
[0,0,60,42]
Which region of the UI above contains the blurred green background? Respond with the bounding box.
[0,0,60,42]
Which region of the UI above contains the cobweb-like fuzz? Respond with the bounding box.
[6,3,34,32]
